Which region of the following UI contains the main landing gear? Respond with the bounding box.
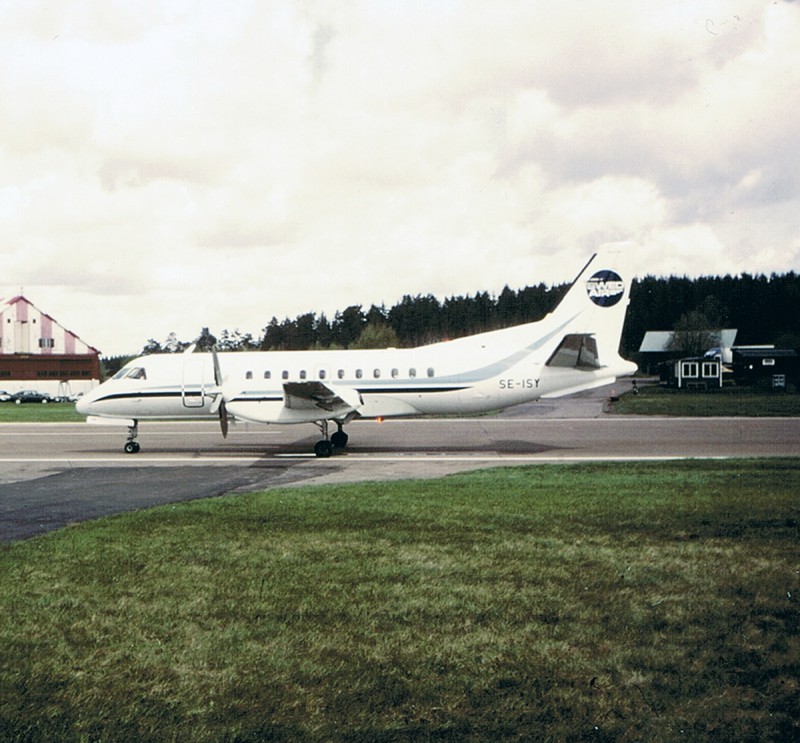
[124,420,141,454]
[314,420,349,458]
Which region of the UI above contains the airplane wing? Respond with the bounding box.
[283,381,363,415]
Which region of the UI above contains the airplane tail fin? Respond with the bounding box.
[543,243,637,371]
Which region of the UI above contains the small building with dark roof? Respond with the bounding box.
[731,348,799,390]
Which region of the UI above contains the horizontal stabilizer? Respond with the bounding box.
[540,377,616,399]
[283,381,362,414]
[546,334,602,369]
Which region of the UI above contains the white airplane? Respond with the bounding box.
[76,245,637,456]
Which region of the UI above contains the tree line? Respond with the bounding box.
[622,272,800,354]
[102,271,800,375]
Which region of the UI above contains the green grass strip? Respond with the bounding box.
[0,404,84,423]
[611,384,800,416]
[1,460,799,741]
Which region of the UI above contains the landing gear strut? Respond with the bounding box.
[313,420,348,457]
[331,421,349,449]
[124,420,141,454]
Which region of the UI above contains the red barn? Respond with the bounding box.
[0,295,101,397]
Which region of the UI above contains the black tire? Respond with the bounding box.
[124,441,139,454]
[314,440,333,458]
[331,430,348,449]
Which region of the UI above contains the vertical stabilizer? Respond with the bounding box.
[544,244,636,367]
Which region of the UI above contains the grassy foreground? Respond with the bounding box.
[1,461,799,742]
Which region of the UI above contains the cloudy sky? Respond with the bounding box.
[2,1,799,356]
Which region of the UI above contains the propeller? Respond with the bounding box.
[211,347,229,439]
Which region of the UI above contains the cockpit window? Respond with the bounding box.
[112,366,146,380]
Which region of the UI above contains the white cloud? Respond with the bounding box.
[1,0,798,355]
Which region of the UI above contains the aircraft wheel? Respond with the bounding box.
[331,430,348,449]
[124,441,141,454]
[314,440,333,458]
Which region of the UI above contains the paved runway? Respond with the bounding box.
[1,400,799,542]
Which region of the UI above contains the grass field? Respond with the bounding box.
[1,460,798,742]
[0,402,84,423]
[610,383,800,417]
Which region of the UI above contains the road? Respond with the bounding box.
[1,393,799,542]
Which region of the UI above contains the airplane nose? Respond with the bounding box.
[75,393,92,416]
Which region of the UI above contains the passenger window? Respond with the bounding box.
[245,371,253,380]
[264,371,271,379]
[409,368,416,378]
[319,369,326,380]
[427,367,435,377]
[337,369,345,379]
[356,369,363,379]
[373,369,381,379]
[391,368,399,378]
[282,370,289,380]
[300,370,307,380]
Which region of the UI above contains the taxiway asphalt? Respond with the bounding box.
[1,404,799,542]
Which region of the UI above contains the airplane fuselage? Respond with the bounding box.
[80,316,635,427]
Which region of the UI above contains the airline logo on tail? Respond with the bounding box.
[586,270,625,307]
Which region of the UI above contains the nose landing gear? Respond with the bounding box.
[124,420,141,454]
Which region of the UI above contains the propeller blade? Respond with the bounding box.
[219,399,229,439]
[209,390,222,415]
[210,347,227,431]
[212,346,223,387]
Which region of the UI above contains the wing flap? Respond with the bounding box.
[283,381,362,415]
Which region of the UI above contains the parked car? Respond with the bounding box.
[11,390,52,404]
[0,390,11,402]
